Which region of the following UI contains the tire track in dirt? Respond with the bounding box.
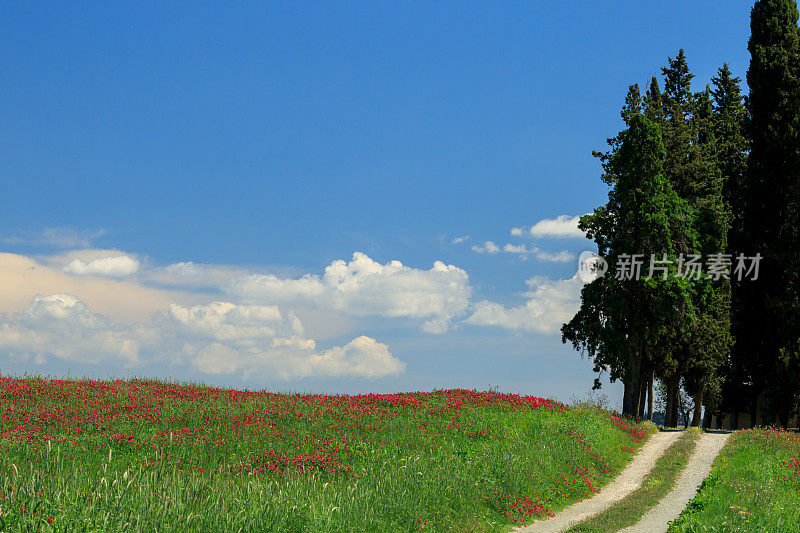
[618,431,731,533]
[516,430,683,533]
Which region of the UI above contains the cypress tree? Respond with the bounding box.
[657,51,699,426]
[712,64,750,428]
[621,84,643,124]
[643,77,664,125]
[712,64,748,220]
[682,87,733,427]
[745,0,800,426]
[661,50,697,201]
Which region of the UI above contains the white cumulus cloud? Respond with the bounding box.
[534,250,575,263]
[472,242,573,262]
[464,271,585,334]
[471,241,500,254]
[522,215,586,238]
[170,301,404,378]
[186,335,402,379]
[168,301,288,342]
[63,255,140,278]
[502,243,531,254]
[0,294,144,366]
[230,252,471,334]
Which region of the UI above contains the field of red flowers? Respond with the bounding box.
[0,377,652,531]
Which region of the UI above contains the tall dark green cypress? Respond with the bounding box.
[643,77,664,125]
[660,51,695,197]
[712,64,750,428]
[656,51,701,427]
[745,0,800,426]
[621,84,643,124]
[645,74,688,425]
[683,87,733,427]
[643,76,678,421]
[712,64,748,245]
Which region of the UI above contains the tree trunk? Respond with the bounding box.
[678,388,687,428]
[672,382,681,427]
[622,381,637,418]
[702,402,713,429]
[637,372,648,419]
[731,410,739,431]
[622,352,643,418]
[665,381,674,426]
[647,372,654,422]
[751,394,759,428]
[691,391,703,427]
[778,403,790,429]
[665,375,680,427]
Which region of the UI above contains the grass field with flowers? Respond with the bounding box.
[0,377,654,532]
[670,428,800,532]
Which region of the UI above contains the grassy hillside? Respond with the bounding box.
[0,377,653,531]
[670,428,800,532]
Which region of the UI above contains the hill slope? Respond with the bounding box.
[0,378,653,531]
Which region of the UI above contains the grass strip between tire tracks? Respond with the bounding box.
[565,429,701,533]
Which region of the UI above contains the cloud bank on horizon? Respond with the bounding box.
[0,293,403,379]
[0,215,594,381]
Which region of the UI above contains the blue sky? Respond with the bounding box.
[0,2,753,406]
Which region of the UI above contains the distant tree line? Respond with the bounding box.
[563,0,800,427]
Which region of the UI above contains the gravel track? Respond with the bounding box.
[618,431,731,533]
[516,430,683,533]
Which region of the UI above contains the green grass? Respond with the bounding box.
[0,377,655,532]
[669,428,800,532]
[566,429,701,532]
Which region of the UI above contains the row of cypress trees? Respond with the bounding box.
[563,0,800,427]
